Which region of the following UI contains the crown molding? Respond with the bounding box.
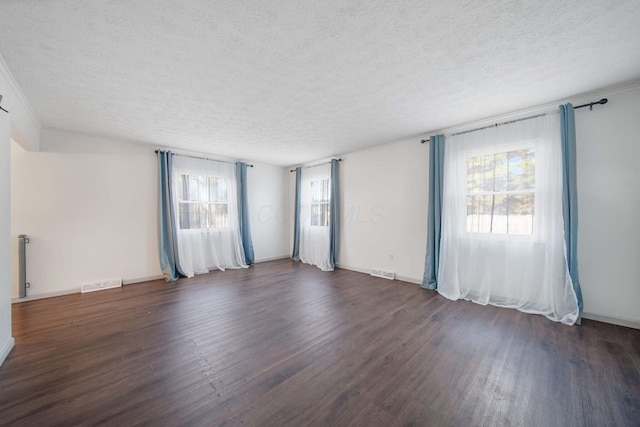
[0,53,42,129]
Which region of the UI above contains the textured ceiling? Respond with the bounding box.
[0,0,639,166]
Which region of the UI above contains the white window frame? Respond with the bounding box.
[310,178,330,228]
[177,174,229,230]
[461,139,540,241]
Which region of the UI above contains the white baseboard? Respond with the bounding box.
[582,312,640,330]
[255,255,290,263]
[11,261,291,303]
[12,277,162,302]
[12,288,79,303]
[336,263,368,275]
[12,275,166,302]
[336,263,421,285]
[0,336,15,367]
[396,275,422,285]
[123,275,165,285]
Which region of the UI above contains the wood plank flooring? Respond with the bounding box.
[1,259,639,426]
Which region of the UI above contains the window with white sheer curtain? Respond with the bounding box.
[437,112,579,325]
[172,155,247,277]
[299,163,333,271]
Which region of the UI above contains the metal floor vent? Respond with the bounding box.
[81,278,122,293]
[371,268,395,280]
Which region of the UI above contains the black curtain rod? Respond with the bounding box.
[451,113,546,137]
[420,98,609,143]
[0,94,8,113]
[290,158,342,173]
[574,98,608,110]
[154,150,253,167]
[421,114,546,142]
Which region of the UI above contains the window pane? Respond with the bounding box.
[188,176,199,201]
[195,176,206,202]
[479,194,493,233]
[196,203,207,228]
[466,193,533,235]
[311,202,329,227]
[179,203,190,229]
[493,152,508,192]
[508,193,535,234]
[466,195,480,232]
[491,194,507,234]
[467,156,478,193]
[179,175,199,202]
[209,177,227,202]
[311,179,330,203]
[211,204,228,228]
[466,195,492,233]
[467,154,497,194]
[480,154,494,193]
[179,175,187,201]
[508,148,535,191]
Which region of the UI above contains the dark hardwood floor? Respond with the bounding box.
[1,259,638,426]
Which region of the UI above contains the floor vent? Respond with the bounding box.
[371,268,395,280]
[81,278,122,293]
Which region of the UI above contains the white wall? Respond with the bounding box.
[11,130,160,298]
[0,110,14,366]
[11,129,290,299]
[575,86,640,325]
[247,163,290,262]
[337,139,428,283]
[287,139,429,284]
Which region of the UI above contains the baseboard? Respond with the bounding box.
[12,262,291,303]
[396,275,422,285]
[336,263,369,275]
[12,275,166,302]
[0,336,15,367]
[255,255,290,263]
[582,312,640,330]
[123,275,165,285]
[336,263,421,285]
[12,288,79,303]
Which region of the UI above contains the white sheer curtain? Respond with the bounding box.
[437,111,579,324]
[172,155,247,277]
[299,163,333,271]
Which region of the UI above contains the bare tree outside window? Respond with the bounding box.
[466,148,535,235]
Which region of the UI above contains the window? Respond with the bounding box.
[178,174,228,229]
[466,147,535,235]
[310,179,330,227]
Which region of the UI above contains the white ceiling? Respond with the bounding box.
[0,0,639,166]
